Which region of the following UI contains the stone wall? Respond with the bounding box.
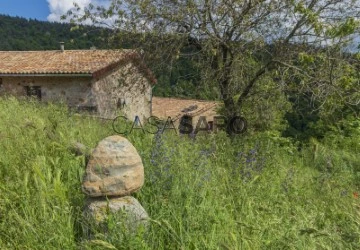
[92,62,152,120]
[0,76,95,107]
[0,63,152,120]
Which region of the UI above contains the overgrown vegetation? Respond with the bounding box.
[0,98,359,249]
[0,8,359,248]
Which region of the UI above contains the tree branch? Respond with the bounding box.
[237,60,274,107]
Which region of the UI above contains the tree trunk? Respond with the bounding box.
[217,45,237,118]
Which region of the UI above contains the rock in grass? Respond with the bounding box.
[83,196,149,236]
[82,135,144,197]
[69,142,92,157]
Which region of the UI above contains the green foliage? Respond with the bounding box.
[0,98,359,249]
[0,97,113,249]
[152,48,202,98]
[326,17,359,38]
[282,49,359,143]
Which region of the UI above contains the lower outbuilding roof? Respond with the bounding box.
[152,97,220,121]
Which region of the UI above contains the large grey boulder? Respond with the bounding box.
[83,196,149,236]
[82,135,144,197]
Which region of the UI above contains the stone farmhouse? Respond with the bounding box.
[0,48,156,120]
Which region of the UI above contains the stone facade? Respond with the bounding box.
[92,61,152,120]
[0,62,152,120]
[0,76,93,105]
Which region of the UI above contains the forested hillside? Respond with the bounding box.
[0,14,117,50]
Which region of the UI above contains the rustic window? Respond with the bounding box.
[25,86,42,100]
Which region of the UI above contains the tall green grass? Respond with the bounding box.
[0,97,359,249]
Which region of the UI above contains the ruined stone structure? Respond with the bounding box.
[0,49,156,120]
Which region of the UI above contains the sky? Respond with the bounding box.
[0,0,96,22]
[0,0,50,21]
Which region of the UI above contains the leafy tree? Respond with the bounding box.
[65,0,360,121]
[283,49,360,140]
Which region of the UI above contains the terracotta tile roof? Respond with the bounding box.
[0,49,156,83]
[152,97,221,121]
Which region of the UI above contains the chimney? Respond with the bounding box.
[59,42,65,52]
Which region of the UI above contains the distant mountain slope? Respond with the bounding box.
[0,14,116,51]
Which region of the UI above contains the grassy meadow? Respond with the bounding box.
[0,97,359,249]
